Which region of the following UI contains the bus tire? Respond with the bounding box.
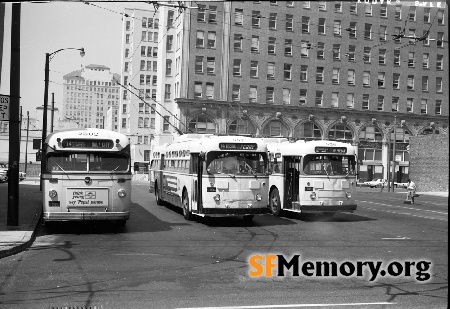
[155,183,162,205]
[182,190,193,221]
[269,188,282,216]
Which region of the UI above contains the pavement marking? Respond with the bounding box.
[114,253,162,256]
[382,236,410,240]
[360,206,448,222]
[175,302,395,309]
[359,200,448,215]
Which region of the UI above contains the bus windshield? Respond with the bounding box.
[303,154,356,176]
[206,152,267,175]
[47,152,129,172]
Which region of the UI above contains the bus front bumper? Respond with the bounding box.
[292,203,357,213]
[199,207,270,215]
[43,211,130,222]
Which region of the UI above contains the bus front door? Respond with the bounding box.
[283,156,301,210]
[158,154,165,202]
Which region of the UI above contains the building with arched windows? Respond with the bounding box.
[120,1,448,182]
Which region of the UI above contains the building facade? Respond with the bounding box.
[119,8,161,169]
[62,64,120,130]
[120,1,448,183]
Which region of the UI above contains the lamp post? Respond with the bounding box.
[40,47,85,190]
[391,116,397,192]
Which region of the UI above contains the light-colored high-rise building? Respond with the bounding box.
[62,64,120,130]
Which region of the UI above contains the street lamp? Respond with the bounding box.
[40,47,85,190]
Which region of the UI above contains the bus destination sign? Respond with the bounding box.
[219,143,258,150]
[315,147,347,153]
[62,139,114,149]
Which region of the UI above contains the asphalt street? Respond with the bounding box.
[0,180,447,309]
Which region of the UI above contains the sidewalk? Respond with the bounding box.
[0,178,42,259]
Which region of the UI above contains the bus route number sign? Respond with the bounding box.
[315,147,347,154]
[219,143,257,150]
[62,139,114,149]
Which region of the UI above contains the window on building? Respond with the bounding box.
[332,44,340,60]
[332,68,340,85]
[422,76,428,91]
[234,9,243,26]
[268,37,276,54]
[302,16,310,33]
[300,65,307,82]
[347,69,355,86]
[196,31,204,47]
[267,62,275,79]
[146,75,151,85]
[194,82,202,98]
[166,35,173,51]
[403,98,413,113]
[189,115,215,134]
[250,61,259,78]
[233,59,241,76]
[249,86,257,103]
[283,88,291,104]
[294,122,321,140]
[286,14,293,31]
[437,32,444,48]
[394,50,400,66]
[284,63,292,80]
[142,17,147,28]
[299,89,307,105]
[347,93,354,108]
[316,67,324,83]
[251,35,259,53]
[334,20,341,36]
[208,5,217,23]
[422,53,430,69]
[285,39,293,56]
[197,4,206,22]
[269,13,277,29]
[363,71,370,87]
[380,25,387,41]
[363,47,371,62]
[315,90,323,106]
[380,3,387,17]
[153,47,158,57]
[348,45,356,62]
[379,49,386,64]
[393,73,400,89]
[232,84,240,102]
[378,72,385,88]
[206,57,215,74]
[392,96,399,112]
[328,124,352,141]
[228,118,256,135]
[408,6,416,21]
[122,118,126,128]
[420,99,427,114]
[140,74,145,85]
[266,87,274,104]
[436,77,443,93]
[195,56,203,73]
[303,1,310,9]
[334,1,342,12]
[141,46,146,57]
[300,41,309,58]
[165,59,172,76]
[162,116,170,132]
[252,11,261,28]
[362,94,370,110]
[349,22,357,38]
[437,10,444,25]
[364,24,372,39]
[207,32,216,48]
[318,18,325,34]
[318,1,326,10]
[331,92,339,107]
[435,100,442,115]
[234,34,243,51]
[407,75,414,90]
[377,95,384,111]
[205,83,214,99]
[408,29,416,44]
[317,42,324,59]
[164,84,171,100]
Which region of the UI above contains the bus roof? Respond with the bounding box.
[267,140,355,156]
[45,128,129,151]
[151,135,267,159]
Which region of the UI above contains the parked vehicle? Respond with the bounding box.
[364,179,385,188]
[0,163,26,182]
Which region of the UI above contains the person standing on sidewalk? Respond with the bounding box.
[380,179,387,192]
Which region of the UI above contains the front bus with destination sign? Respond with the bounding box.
[315,147,347,154]
[62,139,114,149]
[219,143,258,150]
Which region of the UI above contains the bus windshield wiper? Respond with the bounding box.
[52,161,70,179]
[244,162,257,178]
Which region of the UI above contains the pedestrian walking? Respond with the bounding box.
[379,179,387,192]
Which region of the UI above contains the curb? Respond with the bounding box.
[0,207,42,259]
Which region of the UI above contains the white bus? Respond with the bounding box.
[149,134,270,221]
[42,128,131,225]
[267,140,357,217]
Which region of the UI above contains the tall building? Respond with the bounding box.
[119,8,160,168]
[62,64,120,129]
[121,1,448,182]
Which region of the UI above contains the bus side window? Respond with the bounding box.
[191,154,198,174]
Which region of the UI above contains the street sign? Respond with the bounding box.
[0,95,10,121]
[395,155,402,162]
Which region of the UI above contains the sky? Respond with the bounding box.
[0,1,150,118]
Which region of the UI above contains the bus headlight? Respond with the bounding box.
[255,193,262,201]
[49,190,57,198]
[213,194,220,201]
[310,192,317,200]
[346,192,352,199]
[118,189,126,198]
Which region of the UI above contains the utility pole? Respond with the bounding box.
[25,111,29,174]
[8,3,21,226]
[391,116,397,192]
[0,3,5,87]
[51,92,54,133]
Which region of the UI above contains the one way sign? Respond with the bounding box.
[0,95,10,121]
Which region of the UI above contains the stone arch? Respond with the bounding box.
[186,112,218,134]
[357,121,386,143]
[260,116,292,137]
[226,115,258,135]
[325,119,357,142]
[293,117,325,140]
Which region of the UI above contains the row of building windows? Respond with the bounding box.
[65,79,117,87]
[138,117,156,129]
[232,3,445,28]
[125,17,159,32]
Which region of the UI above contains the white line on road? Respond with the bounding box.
[175,302,395,309]
[359,200,448,215]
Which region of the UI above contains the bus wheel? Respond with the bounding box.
[155,184,162,205]
[269,188,282,216]
[182,190,193,221]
